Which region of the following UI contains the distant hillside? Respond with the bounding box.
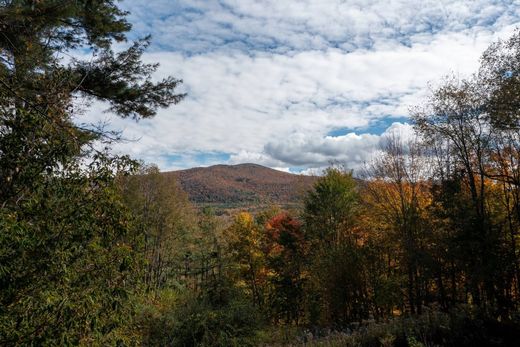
[165,163,317,206]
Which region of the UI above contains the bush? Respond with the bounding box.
[138,282,262,346]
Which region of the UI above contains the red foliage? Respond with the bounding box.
[264,213,305,257]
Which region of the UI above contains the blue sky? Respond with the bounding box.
[85,0,520,173]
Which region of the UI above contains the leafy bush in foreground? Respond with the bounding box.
[139,282,262,347]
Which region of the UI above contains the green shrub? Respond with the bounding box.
[138,283,262,346]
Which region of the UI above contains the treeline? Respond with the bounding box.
[1,0,520,345]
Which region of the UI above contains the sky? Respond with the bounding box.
[83,0,520,174]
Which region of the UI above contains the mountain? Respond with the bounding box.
[165,163,317,206]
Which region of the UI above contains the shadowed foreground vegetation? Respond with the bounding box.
[1,1,520,346]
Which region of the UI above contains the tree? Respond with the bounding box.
[303,168,371,325]
[479,33,520,304]
[0,154,143,345]
[0,0,185,205]
[362,134,431,315]
[303,167,359,245]
[120,165,197,292]
[0,1,184,343]
[224,212,266,308]
[411,32,520,313]
[263,212,307,324]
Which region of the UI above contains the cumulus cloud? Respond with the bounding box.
[80,1,520,172]
[261,122,415,171]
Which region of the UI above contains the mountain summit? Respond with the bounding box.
[165,163,317,206]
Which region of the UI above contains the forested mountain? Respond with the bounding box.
[167,163,317,205]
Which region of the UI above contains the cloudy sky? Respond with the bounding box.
[84,0,520,174]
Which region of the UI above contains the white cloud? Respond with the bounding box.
[122,0,520,54]
[381,122,416,143]
[261,122,417,172]
[79,1,520,171]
